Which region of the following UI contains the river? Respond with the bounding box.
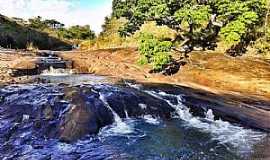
[0,67,269,160]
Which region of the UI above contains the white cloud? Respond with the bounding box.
[0,0,112,33]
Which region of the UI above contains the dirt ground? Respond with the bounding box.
[60,48,270,101]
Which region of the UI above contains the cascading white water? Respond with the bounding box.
[41,66,73,76]
[124,110,129,119]
[99,93,133,135]
[205,109,215,120]
[143,115,160,125]
[144,90,266,155]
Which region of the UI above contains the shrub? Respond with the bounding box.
[138,32,172,71]
[80,17,137,50]
[254,39,270,55]
[134,21,177,41]
[253,27,270,56]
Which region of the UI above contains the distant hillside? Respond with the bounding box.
[0,14,72,50]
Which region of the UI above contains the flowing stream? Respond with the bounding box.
[0,72,269,160]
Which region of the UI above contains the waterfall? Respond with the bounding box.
[41,66,73,76]
[99,93,133,134]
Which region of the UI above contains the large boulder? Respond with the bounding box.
[59,104,98,142]
[59,88,98,142]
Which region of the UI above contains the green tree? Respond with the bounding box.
[57,25,96,40]
[138,32,172,71]
[214,0,266,48]
[43,19,64,29]
[113,0,267,54]
[112,0,138,18]
[28,16,46,29]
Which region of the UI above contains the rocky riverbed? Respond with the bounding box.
[59,48,270,131]
[0,49,72,84]
[0,76,269,160]
[0,48,270,159]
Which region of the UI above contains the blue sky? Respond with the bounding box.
[80,0,111,8]
[0,0,113,33]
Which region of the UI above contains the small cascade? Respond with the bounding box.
[205,109,215,120]
[99,93,133,135]
[41,66,73,76]
[145,90,195,121]
[143,115,160,125]
[144,90,266,154]
[124,110,129,119]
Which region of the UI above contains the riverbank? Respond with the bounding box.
[0,49,36,84]
[60,48,270,101]
[1,48,270,131]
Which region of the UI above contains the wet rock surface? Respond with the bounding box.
[0,84,175,144]
[10,50,73,77]
[142,83,270,132]
[0,82,269,159]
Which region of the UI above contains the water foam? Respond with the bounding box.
[143,115,160,125]
[99,93,133,136]
[125,82,143,90]
[41,66,73,76]
[145,90,266,155]
[124,110,130,119]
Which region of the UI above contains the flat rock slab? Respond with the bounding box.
[142,83,270,132]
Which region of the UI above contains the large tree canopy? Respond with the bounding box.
[107,0,269,71]
[113,0,267,51]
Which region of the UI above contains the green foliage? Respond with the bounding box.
[133,21,177,41]
[174,5,211,30]
[92,17,136,49]
[220,20,246,46]
[254,27,270,55]
[80,17,137,50]
[112,0,137,18]
[57,25,95,40]
[27,16,95,41]
[28,16,64,30]
[0,15,71,50]
[112,0,267,55]
[28,16,46,29]
[254,39,270,55]
[138,32,172,71]
[211,0,265,49]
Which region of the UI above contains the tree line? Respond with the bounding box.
[27,16,96,41]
